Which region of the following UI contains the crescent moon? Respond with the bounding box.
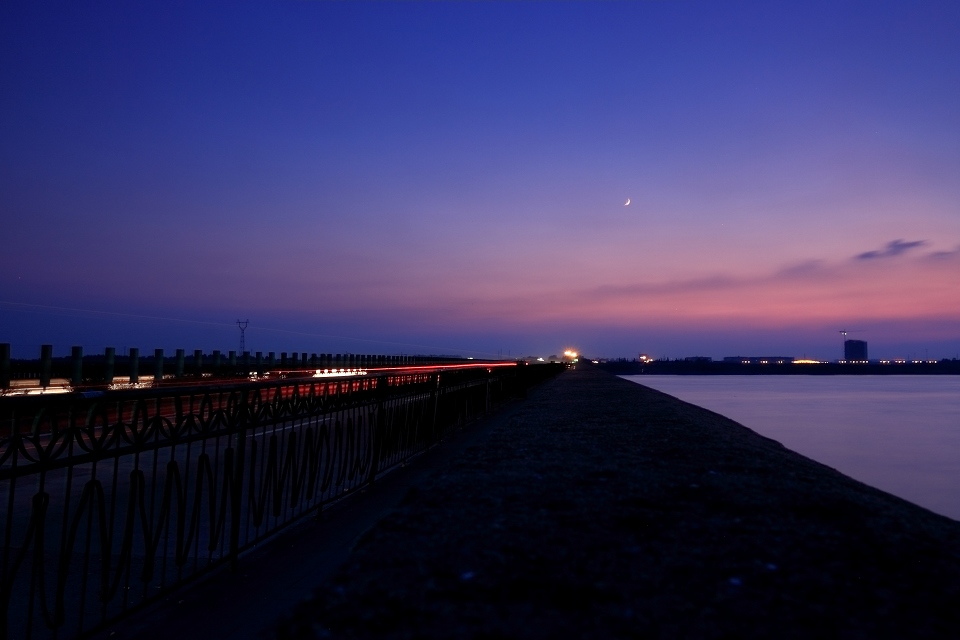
[624,198,631,206]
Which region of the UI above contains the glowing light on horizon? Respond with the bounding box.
[314,369,369,377]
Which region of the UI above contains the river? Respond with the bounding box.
[621,375,960,521]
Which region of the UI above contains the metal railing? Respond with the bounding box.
[0,342,476,394]
[0,363,561,638]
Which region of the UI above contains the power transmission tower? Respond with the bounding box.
[237,319,249,353]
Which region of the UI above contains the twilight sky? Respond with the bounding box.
[2,1,959,360]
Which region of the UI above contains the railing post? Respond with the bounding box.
[175,348,185,378]
[70,345,83,387]
[256,351,264,376]
[367,376,388,484]
[40,344,52,388]
[0,343,10,390]
[154,348,164,383]
[194,349,203,376]
[213,349,221,373]
[129,347,139,383]
[431,373,441,444]
[229,389,250,572]
[104,347,115,385]
[486,370,492,412]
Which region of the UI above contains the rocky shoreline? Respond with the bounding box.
[278,365,960,638]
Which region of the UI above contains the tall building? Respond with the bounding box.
[844,340,868,361]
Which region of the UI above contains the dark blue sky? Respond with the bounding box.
[2,1,959,360]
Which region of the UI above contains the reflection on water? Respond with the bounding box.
[622,375,960,521]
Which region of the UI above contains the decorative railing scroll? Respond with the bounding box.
[0,363,560,639]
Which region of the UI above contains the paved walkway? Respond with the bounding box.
[277,366,960,638]
[91,392,528,640]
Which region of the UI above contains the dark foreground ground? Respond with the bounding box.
[278,365,960,639]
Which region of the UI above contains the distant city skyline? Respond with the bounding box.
[2,1,958,361]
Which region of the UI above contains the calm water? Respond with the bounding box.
[621,375,960,521]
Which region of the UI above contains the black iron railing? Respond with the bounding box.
[0,363,561,639]
[0,343,474,392]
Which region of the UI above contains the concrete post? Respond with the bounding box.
[213,350,221,372]
[70,345,83,387]
[194,349,203,376]
[228,351,237,371]
[0,343,9,390]
[129,348,139,383]
[256,351,263,376]
[335,354,342,367]
[310,353,317,367]
[104,347,115,385]
[291,352,299,369]
[281,352,287,367]
[154,348,164,383]
[268,351,275,367]
[40,344,52,388]
[175,348,185,378]
[242,350,250,375]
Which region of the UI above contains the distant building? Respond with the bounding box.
[844,340,868,361]
[684,356,712,362]
[722,356,794,364]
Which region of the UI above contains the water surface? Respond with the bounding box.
[621,375,960,521]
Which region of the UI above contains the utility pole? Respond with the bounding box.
[237,319,249,354]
